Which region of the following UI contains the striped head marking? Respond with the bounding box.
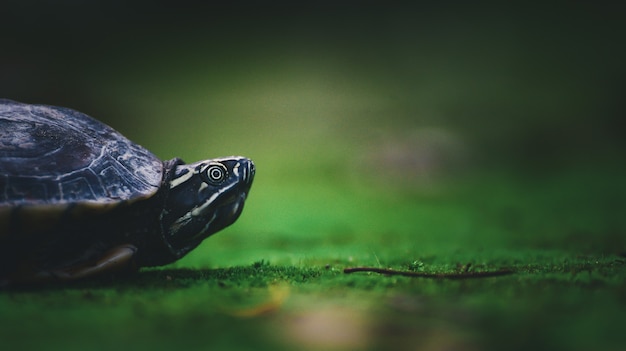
[160,156,255,257]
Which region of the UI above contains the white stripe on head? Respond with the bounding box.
[191,181,237,216]
[233,162,240,177]
[169,169,195,189]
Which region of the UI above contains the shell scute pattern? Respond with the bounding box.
[0,100,163,206]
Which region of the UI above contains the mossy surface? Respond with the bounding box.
[2,166,625,351]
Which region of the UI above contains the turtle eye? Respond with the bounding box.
[201,162,228,185]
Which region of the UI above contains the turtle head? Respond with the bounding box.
[159,156,255,258]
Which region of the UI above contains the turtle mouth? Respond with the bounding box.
[223,192,244,205]
[217,192,247,220]
[168,192,247,249]
[203,191,247,227]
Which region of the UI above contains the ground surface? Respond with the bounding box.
[2,164,625,351]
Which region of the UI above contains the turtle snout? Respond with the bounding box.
[246,160,255,185]
[239,158,254,186]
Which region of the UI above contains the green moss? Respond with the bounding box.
[5,164,625,350]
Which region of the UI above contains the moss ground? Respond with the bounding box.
[2,164,625,351]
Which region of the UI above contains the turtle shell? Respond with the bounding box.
[0,99,163,207]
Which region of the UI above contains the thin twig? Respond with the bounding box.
[343,266,515,279]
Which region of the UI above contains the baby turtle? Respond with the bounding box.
[0,99,255,285]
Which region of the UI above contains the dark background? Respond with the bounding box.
[1,1,625,171]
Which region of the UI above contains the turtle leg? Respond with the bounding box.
[48,244,139,281]
[4,244,139,286]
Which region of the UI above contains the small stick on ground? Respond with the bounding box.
[343,267,515,279]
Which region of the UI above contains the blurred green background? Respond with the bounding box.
[1,2,625,350]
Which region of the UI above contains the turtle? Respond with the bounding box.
[0,99,255,285]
